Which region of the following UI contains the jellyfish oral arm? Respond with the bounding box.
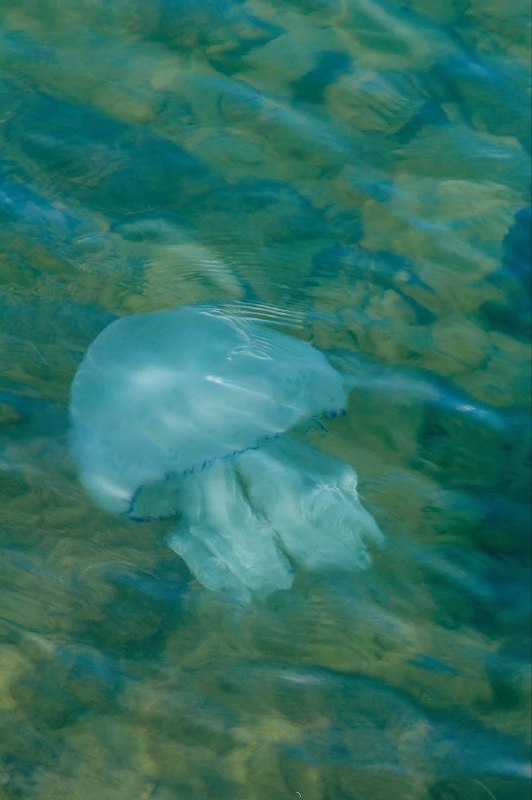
[165,438,382,598]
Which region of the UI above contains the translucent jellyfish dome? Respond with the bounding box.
[69,306,382,599]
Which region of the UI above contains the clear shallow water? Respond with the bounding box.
[0,0,530,797]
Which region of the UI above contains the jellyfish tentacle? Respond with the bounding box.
[167,439,382,598]
[236,438,383,574]
[168,458,293,598]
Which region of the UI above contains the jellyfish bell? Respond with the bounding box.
[69,306,347,514]
[69,305,382,599]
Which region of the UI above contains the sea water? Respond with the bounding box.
[0,0,530,798]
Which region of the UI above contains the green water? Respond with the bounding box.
[0,0,530,798]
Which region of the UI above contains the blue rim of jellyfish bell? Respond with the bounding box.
[124,408,347,523]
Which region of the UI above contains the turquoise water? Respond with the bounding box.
[0,0,531,797]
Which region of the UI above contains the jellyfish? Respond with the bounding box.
[69,305,382,599]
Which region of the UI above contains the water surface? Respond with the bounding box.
[0,0,530,798]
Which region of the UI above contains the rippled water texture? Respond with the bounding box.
[1,1,531,798]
